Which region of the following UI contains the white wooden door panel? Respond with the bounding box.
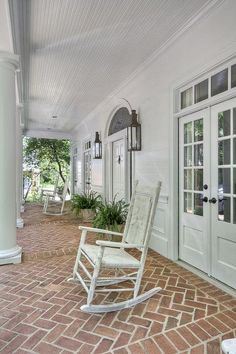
[112,139,125,200]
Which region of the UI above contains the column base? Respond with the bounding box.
[0,246,22,265]
[16,217,24,228]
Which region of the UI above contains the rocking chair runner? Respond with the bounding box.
[69,181,162,313]
[43,179,69,215]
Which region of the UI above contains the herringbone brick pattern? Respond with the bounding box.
[0,204,234,353]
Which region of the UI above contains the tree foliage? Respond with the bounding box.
[23,137,70,185]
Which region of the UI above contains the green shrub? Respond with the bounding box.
[71,191,102,215]
[93,197,129,232]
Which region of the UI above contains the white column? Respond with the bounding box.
[16,104,24,228]
[0,51,22,264]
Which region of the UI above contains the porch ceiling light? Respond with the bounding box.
[93,131,102,159]
[127,109,141,151]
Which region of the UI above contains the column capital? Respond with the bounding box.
[0,51,19,70]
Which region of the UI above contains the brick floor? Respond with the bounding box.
[0,204,235,353]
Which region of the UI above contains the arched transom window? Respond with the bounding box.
[108,107,131,136]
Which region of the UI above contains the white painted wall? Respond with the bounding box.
[72,0,236,259]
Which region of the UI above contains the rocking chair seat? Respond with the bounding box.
[82,244,140,268]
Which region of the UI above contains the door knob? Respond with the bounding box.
[202,196,208,202]
[209,197,217,204]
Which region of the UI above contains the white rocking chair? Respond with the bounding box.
[43,179,69,215]
[40,174,59,202]
[68,181,162,313]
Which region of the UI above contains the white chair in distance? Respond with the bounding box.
[43,178,69,215]
[40,174,59,202]
[68,180,162,313]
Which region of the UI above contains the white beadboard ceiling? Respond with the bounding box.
[11,0,215,135]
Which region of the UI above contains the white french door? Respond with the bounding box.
[211,98,236,289]
[112,139,125,200]
[179,109,210,273]
[179,98,236,289]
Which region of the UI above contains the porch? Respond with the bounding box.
[0,205,235,354]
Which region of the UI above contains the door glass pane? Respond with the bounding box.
[184,146,192,166]
[184,192,192,213]
[181,87,193,109]
[194,79,208,103]
[194,144,203,166]
[194,169,203,191]
[218,196,230,223]
[234,198,236,224]
[234,168,236,194]
[184,122,192,143]
[184,169,192,190]
[218,140,230,165]
[234,138,236,164]
[233,108,236,135]
[218,110,230,137]
[194,119,203,142]
[194,193,203,216]
[211,68,228,96]
[218,168,230,194]
[231,64,236,88]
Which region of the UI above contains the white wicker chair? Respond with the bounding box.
[68,180,162,313]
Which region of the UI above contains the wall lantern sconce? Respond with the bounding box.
[93,131,102,159]
[127,109,141,151]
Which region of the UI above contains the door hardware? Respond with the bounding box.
[202,196,208,202]
[209,197,217,204]
[118,155,121,164]
[203,184,208,190]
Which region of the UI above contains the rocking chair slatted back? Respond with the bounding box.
[123,181,161,246]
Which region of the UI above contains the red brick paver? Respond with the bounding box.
[0,204,235,353]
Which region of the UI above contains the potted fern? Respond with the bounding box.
[71,191,101,221]
[93,197,129,240]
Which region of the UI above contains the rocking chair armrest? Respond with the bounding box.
[79,226,123,237]
[96,240,144,249]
